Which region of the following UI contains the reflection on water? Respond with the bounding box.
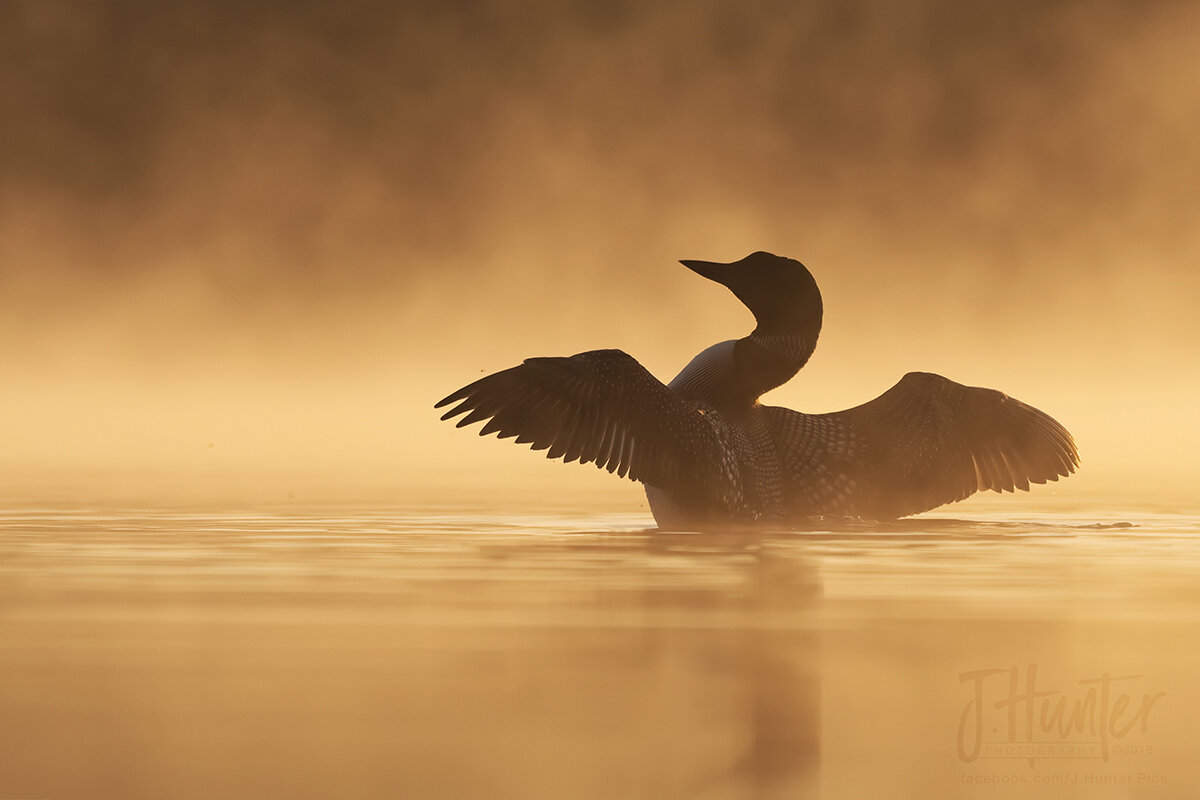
[1,505,1199,799]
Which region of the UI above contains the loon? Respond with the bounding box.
[436,252,1079,527]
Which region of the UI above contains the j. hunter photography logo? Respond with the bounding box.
[957,664,1165,767]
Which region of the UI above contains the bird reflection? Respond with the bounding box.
[636,530,822,798]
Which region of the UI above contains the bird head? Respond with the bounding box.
[680,251,823,337]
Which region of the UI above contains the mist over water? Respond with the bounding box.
[1,0,1198,507]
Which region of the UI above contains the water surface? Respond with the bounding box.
[1,504,1197,799]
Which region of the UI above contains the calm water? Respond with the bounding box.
[2,504,1199,799]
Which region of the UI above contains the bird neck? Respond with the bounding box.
[730,330,816,404]
[667,329,819,410]
[745,330,817,369]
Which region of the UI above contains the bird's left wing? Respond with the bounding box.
[436,349,724,491]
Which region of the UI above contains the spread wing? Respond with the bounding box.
[436,349,723,490]
[764,372,1079,520]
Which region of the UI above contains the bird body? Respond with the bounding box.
[436,252,1078,528]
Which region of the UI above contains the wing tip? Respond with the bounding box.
[439,402,469,422]
[434,391,463,410]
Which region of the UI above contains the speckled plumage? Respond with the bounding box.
[436,252,1079,527]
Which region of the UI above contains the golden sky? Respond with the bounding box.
[1,0,1197,506]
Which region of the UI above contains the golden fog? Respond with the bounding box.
[1,0,1197,507]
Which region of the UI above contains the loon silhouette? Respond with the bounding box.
[436,252,1078,527]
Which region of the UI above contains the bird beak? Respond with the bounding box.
[680,259,733,285]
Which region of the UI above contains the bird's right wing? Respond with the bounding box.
[763,372,1079,519]
[436,349,725,491]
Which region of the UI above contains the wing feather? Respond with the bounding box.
[764,372,1078,519]
[436,349,722,491]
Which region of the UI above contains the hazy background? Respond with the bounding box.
[1,0,1197,508]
